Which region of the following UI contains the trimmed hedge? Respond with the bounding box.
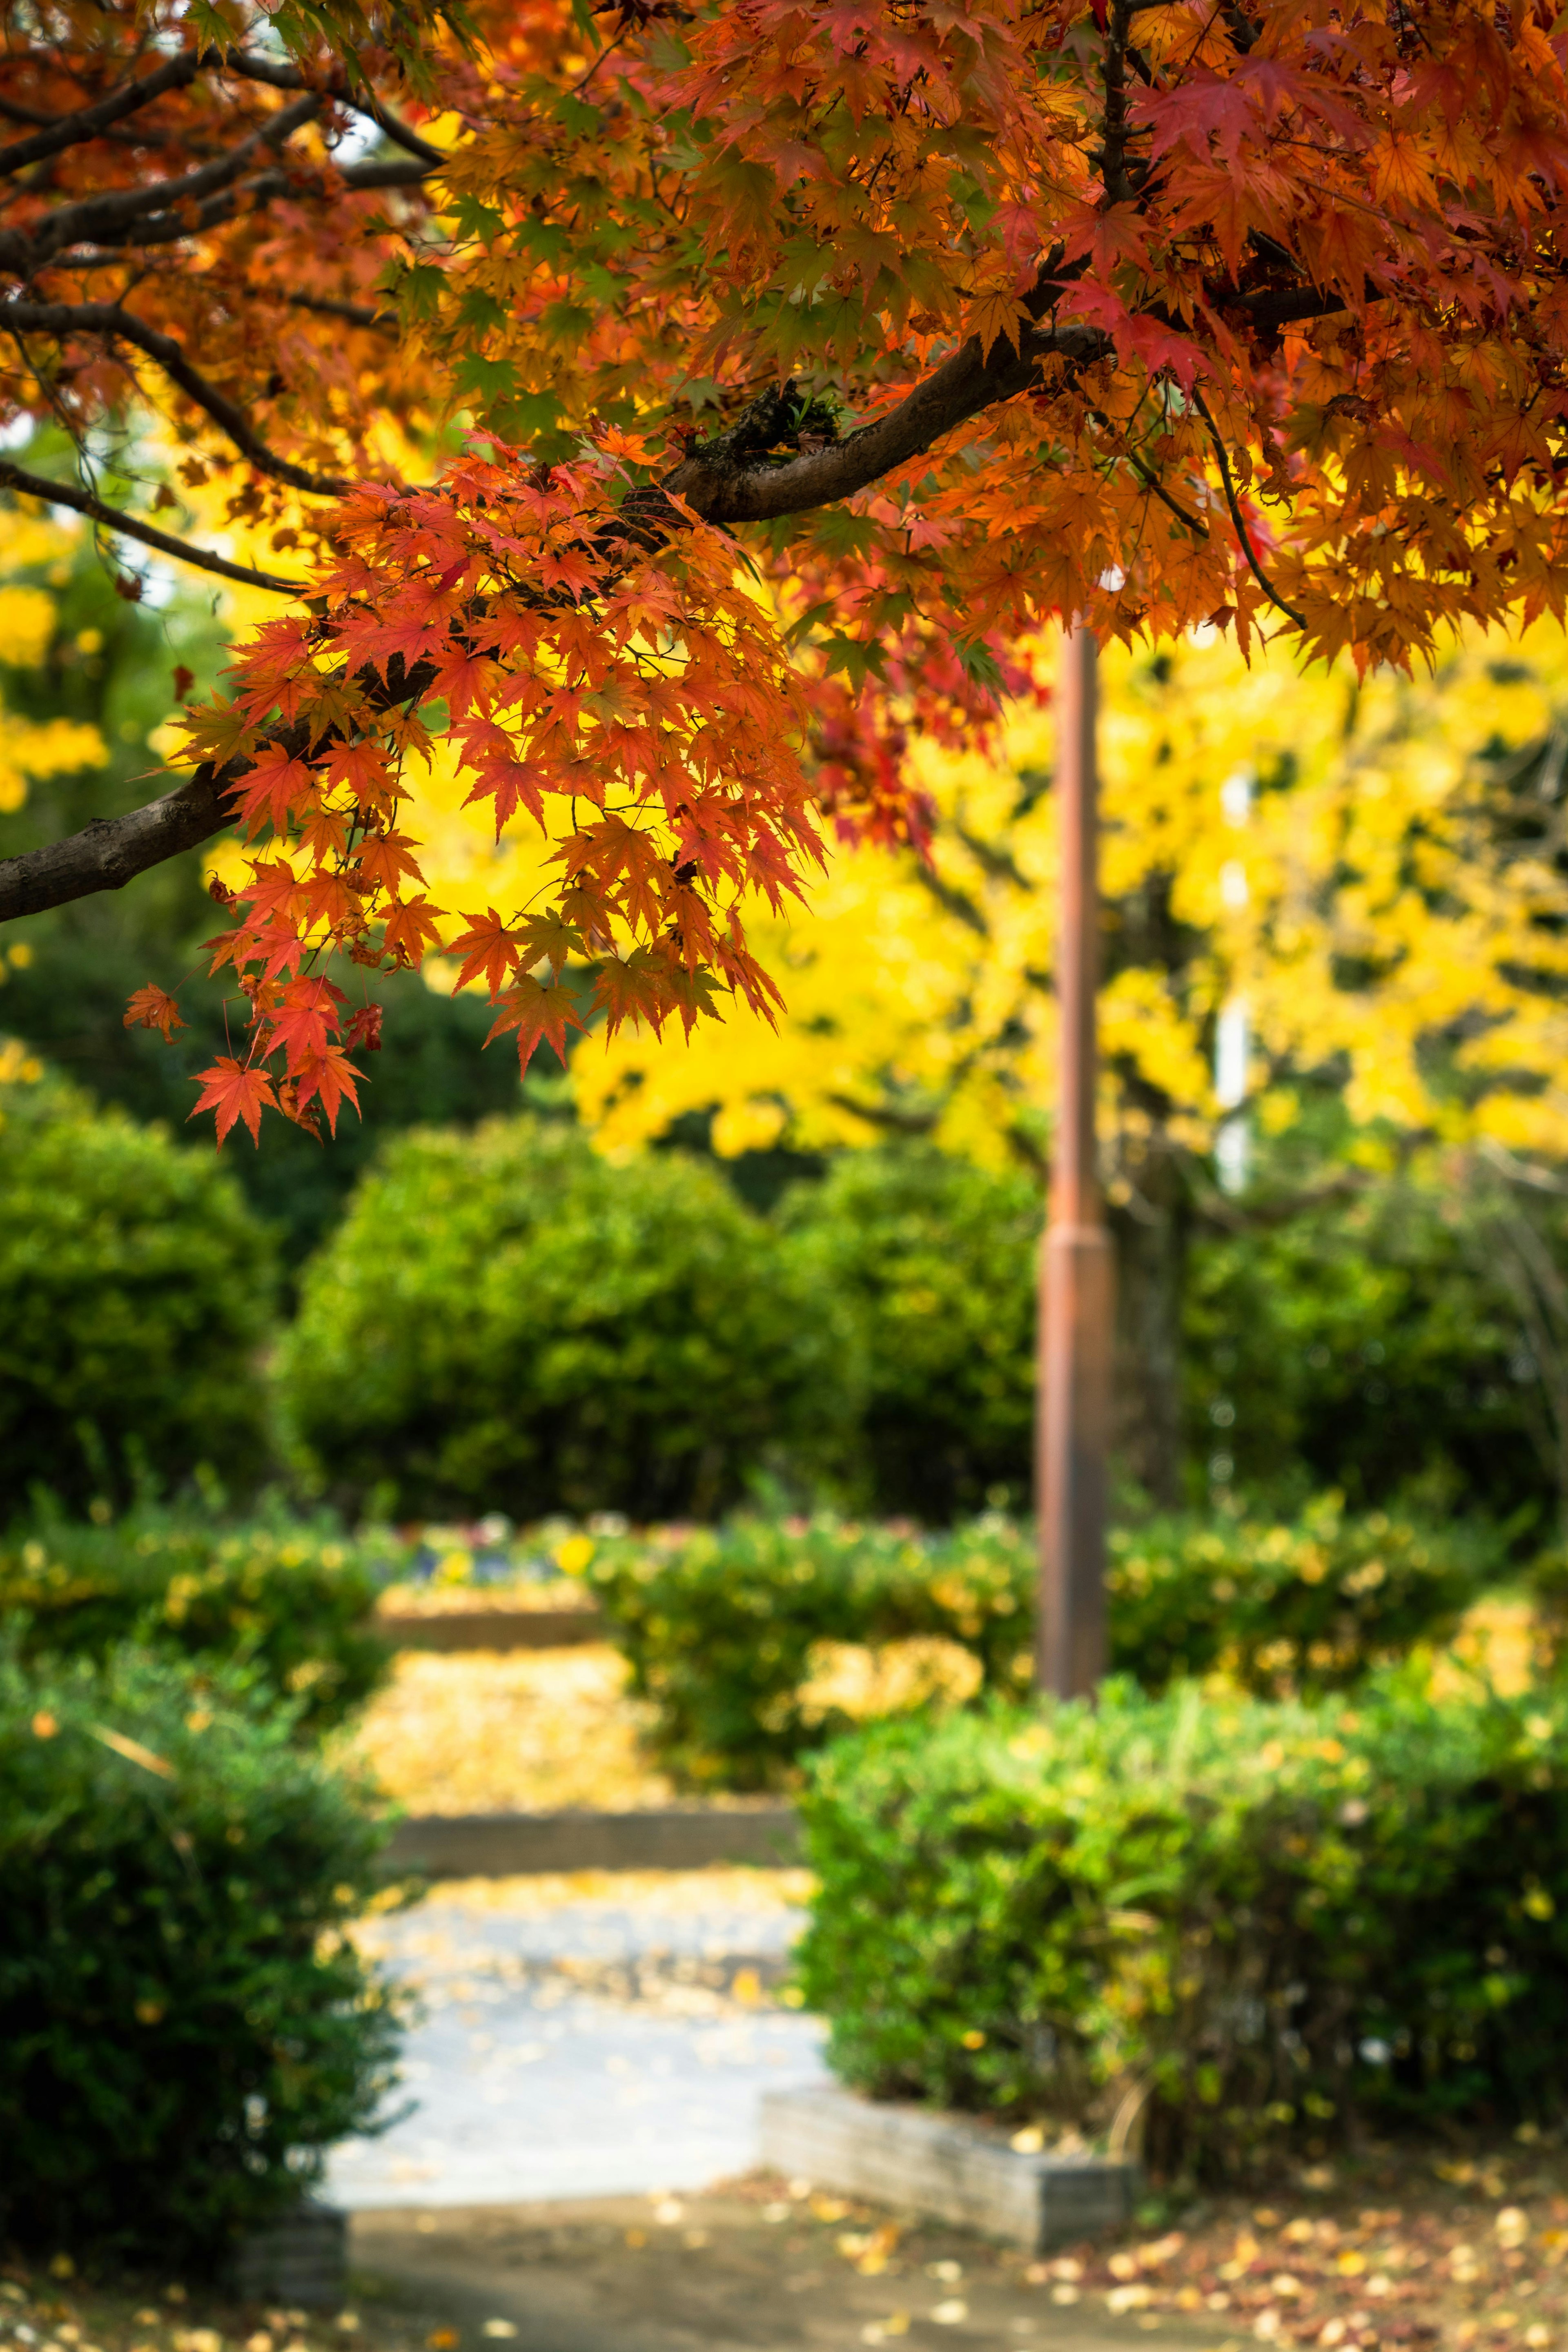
[0,1062,276,1506]
[278,1116,860,1520]
[581,1515,1031,1790]
[0,1641,403,2265]
[0,1509,394,1737]
[793,1673,1568,2176]
[580,1501,1481,1788]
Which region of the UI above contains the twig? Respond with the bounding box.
[0,455,307,594]
[1190,385,1305,628]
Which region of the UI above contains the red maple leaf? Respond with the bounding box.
[266,974,347,1068]
[449,906,523,994]
[189,1058,277,1148]
[343,1002,384,1054]
[290,1044,364,1135]
[231,744,320,837]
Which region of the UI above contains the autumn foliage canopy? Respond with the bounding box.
[6,0,1568,1140]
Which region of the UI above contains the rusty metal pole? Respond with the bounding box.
[1036,622,1114,1699]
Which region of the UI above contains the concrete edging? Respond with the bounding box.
[760,2082,1137,2252]
[385,1805,802,1877]
[229,2198,346,2306]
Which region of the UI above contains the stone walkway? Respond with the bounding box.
[326,1870,829,2208]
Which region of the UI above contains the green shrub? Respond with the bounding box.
[1107,1496,1483,1694]
[0,1508,393,1737]
[794,1673,1568,2176]
[278,1116,860,1521]
[581,1513,1033,1789]
[0,1640,403,2265]
[0,1061,276,1506]
[779,1149,1039,1520]
[581,1501,1482,1789]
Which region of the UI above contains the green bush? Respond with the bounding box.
[581,1501,1482,1788]
[1184,1174,1549,1523]
[0,1508,394,1737]
[794,1673,1568,2176]
[779,1149,1039,1520]
[0,1061,276,1506]
[0,1640,403,2265]
[278,1116,860,1520]
[1107,1496,1483,1694]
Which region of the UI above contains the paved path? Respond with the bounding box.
[327,1872,829,2208]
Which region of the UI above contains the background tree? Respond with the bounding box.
[572,624,1568,1513]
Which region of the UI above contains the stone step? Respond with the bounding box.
[385,1804,802,1877]
[376,1604,604,1650]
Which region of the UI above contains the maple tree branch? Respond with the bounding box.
[662,320,1111,524]
[1,300,349,494]
[285,292,397,331]
[1189,386,1304,628]
[213,49,446,167]
[0,648,443,927]
[35,149,434,262]
[0,51,201,176]
[19,91,325,263]
[0,455,307,594]
[0,766,238,923]
[1098,0,1139,206]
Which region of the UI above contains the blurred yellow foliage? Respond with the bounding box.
[566,624,1568,1176]
[0,509,105,817]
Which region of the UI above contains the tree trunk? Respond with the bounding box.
[1108,1137,1189,1508]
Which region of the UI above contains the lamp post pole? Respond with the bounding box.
[1036,621,1114,1699]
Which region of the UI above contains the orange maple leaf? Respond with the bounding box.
[290,1044,364,1135]
[449,906,523,994]
[124,985,186,1041]
[381,894,445,965]
[485,975,587,1072]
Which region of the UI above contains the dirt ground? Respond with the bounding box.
[350,2183,1223,2352]
[12,2136,1568,2352]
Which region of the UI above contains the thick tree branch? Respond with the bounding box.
[1,300,348,494]
[28,148,434,262]
[0,767,238,921]
[0,50,200,176]
[662,320,1111,523]
[0,283,1332,931]
[0,456,306,593]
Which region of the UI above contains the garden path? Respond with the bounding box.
[325,1868,829,2208]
